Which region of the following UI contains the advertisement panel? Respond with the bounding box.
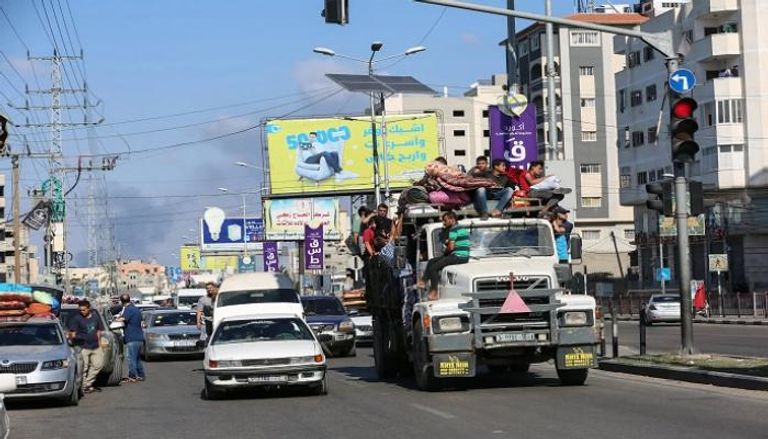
[180,246,201,271]
[264,197,341,240]
[263,241,279,272]
[488,105,538,170]
[201,255,239,271]
[659,214,706,237]
[265,114,440,196]
[200,216,264,252]
[304,225,324,270]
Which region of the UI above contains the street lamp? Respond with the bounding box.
[313,42,427,205]
[217,187,251,265]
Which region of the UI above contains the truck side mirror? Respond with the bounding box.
[570,234,583,263]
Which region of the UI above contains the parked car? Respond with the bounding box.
[301,296,356,357]
[175,288,206,310]
[0,375,15,439]
[141,310,203,360]
[348,310,373,346]
[0,317,81,405]
[59,304,125,386]
[202,313,327,400]
[213,273,303,328]
[644,295,681,325]
[136,303,161,313]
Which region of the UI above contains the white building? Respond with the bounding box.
[615,0,768,290]
[638,0,690,18]
[0,175,40,283]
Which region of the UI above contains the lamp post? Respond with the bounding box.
[313,43,426,205]
[217,188,251,265]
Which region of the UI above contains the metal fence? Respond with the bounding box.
[594,290,768,319]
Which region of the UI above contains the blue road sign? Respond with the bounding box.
[669,68,696,94]
[655,267,672,282]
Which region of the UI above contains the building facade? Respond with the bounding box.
[615,0,768,290]
[0,175,40,284]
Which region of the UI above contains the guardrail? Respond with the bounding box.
[594,290,768,319]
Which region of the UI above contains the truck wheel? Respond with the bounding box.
[373,317,396,379]
[510,363,530,374]
[487,365,509,374]
[412,323,442,392]
[557,368,589,386]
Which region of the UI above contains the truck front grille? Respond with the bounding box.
[475,276,549,292]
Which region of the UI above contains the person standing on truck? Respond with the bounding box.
[416,211,470,300]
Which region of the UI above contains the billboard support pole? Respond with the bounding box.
[369,94,382,207]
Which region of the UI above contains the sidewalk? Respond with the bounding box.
[606,314,768,326]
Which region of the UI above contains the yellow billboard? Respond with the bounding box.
[265,114,440,196]
[180,246,201,271]
[201,255,239,271]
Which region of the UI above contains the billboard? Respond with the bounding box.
[304,225,324,270]
[201,255,239,271]
[265,114,440,196]
[180,246,201,271]
[488,105,538,170]
[200,216,264,252]
[263,241,279,272]
[264,197,341,240]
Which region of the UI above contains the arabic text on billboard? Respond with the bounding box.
[264,198,341,240]
[265,114,440,196]
[488,105,538,170]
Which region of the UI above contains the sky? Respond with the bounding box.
[0,0,575,267]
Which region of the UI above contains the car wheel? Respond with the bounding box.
[63,381,80,406]
[106,355,124,386]
[345,344,357,357]
[557,368,589,386]
[311,375,328,396]
[203,378,223,400]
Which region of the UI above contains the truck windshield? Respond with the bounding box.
[432,224,554,258]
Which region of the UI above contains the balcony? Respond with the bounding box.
[692,0,739,18]
[696,76,742,101]
[691,33,740,63]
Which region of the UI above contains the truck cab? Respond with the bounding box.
[366,205,598,390]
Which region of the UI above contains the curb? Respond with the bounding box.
[599,359,768,391]
[605,316,768,326]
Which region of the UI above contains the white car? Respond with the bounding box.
[0,374,16,439]
[213,273,303,328]
[349,312,373,345]
[644,294,681,325]
[202,314,327,399]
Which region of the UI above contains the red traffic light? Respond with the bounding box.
[671,98,697,119]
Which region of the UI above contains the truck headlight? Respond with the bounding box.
[338,320,355,333]
[41,359,69,370]
[560,311,590,327]
[433,316,468,333]
[217,360,242,368]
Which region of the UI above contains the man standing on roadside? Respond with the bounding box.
[67,300,104,394]
[196,282,218,340]
[117,294,145,383]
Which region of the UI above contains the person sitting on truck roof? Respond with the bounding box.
[468,156,491,178]
[416,211,470,300]
[472,159,517,219]
[525,160,569,215]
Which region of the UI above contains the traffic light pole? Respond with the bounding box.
[674,163,694,355]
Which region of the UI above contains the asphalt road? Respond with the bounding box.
[607,321,768,357]
[7,348,768,439]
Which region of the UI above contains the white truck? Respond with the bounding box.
[366,206,599,390]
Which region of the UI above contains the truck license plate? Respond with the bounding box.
[247,375,287,383]
[433,354,475,378]
[495,333,536,343]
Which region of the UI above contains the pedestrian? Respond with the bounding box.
[416,211,470,300]
[196,282,218,340]
[66,300,104,394]
[116,294,145,383]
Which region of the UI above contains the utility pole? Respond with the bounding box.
[12,155,21,283]
[545,0,558,160]
[505,0,518,94]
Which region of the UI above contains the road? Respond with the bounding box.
[607,321,768,357]
[7,348,768,439]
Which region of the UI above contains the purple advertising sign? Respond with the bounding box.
[262,241,279,272]
[488,105,538,170]
[304,225,324,271]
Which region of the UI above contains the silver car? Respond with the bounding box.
[0,318,81,406]
[644,294,681,325]
[0,375,15,439]
[141,310,204,360]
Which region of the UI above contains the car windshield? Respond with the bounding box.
[217,289,300,308]
[177,296,202,307]
[431,223,554,258]
[652,296,680,303]
[212,318,313,345]
[0,324,63,346]
[151,312,197,327]
[302,298,345,316]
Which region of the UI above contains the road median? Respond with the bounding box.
[599,354,768,391]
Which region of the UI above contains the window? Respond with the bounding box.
[624,229,635,241]
[648,171,656,182]
[618,89,626,113]
[454,149,466,157]
[483,129,490,138]
[531,33,540,50]
[580,163,601,174]
[581,98,596,108]
[453,129,466,137]
[483,149,490,156]
[656,169,665,180]
[647,126,658,144]
[627,51,641,68]
[582,230,601,240]
[620,167,632,189]
[452,110,465,117]
[482,110,489,118]
[646,84,657,102]
[643,46,655,62]
[630,90,643,107]
[571,30,600,47]
[518,41,529,56]
[717,99,744,124]
[622,127,630,148]
[581,131,597,142]
[637,171,648,185]
[579,66,595,76]
[581,197,602,208]
[632,130,645,147]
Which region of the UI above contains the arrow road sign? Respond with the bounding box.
[669,68,697,94]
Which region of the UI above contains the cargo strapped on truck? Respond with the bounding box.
[402,202,544,221]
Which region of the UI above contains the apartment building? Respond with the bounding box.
[0,175,39,283]
[615,0,768,290]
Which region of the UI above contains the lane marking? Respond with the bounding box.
[409,403,456,420]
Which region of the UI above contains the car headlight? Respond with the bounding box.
[41,359,69,370]
[338,320,355,333]
[289,356,316,364]
[216,360,242,368]
[432,316,468,334]
[146,333,167,340]
[560,311,591,327]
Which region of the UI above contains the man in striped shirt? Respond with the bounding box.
[417,211,470,300]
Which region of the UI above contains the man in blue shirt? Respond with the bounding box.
[67,300,104,393]
[116,294,145,382]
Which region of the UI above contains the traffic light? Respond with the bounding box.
[322,0,348,24]
[645,181,673,216]
[0,112,8,155]
[670,95,699,163]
